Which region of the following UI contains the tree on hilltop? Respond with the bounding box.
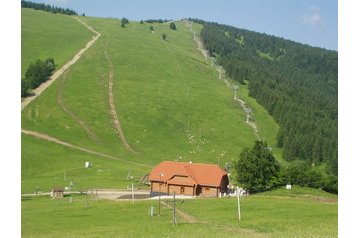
[121,18,129,27]
[169,22,177,30]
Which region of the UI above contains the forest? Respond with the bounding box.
[21,1,78,15]
[189,19,338,192]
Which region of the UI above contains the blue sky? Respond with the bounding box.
[28,0,338,50]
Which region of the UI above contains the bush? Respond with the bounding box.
[21,78,30,97]
[169,22,177,30]
[281,159,337,193]
[22,58,56,96]
[162,33,167,41]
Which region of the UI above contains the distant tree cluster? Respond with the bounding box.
[21,58,55,97]
[281,160,338,193]
[121,18,129,27]
[143,19,172,23]
[190,18,337,193]
[21,1,78,15]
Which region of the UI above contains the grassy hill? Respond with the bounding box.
[22,12,282,194]
[21,8,93,76]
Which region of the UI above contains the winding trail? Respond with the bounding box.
[104,51,135,153]
[56,72,98,141]
[21,17,101,110]
[21,129,150,168]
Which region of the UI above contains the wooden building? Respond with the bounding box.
[149,161,229,197]
[51,188,64,199]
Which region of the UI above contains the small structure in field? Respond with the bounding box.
[149,161,229,197]
[51,188,64,199]
[85,161,92,168]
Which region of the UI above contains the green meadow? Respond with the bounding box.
[22,186,337,237]
[22,13,281,170]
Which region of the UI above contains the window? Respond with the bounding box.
[180,186,185,194]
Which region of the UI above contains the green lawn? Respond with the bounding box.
[21,186,337,237]
[179,186,337,237]
[21,8,93,77]
[21,196,251,238]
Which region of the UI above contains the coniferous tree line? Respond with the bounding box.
[189,19,337,192]
[21,1,78,15]
[21,58,55,97]
[143,19,172,24]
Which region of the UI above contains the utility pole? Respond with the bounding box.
[173,192,177,225]
[158,173,163,216]
[131,183,134,204]
[237,186,241,221]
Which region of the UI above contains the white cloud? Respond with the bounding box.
[302,13,322,26]
[302,6,323,27]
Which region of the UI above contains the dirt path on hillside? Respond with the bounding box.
[161,201,198,223]
[21,17,101,111]
[184,20,259,136]
[185,21,209,60]
[56,72,98,141]
[104,52,135,153]
[21,129,150,168]
[234,95,258,134]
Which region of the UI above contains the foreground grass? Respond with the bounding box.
[21,8,93,77]
[22,196,251,238]
[180,187,337,237]
[22,187,337,237]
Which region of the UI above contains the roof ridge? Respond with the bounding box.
[184,165,198,184]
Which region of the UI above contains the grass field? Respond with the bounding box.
[21,8,93,76]
[21,186,337,237]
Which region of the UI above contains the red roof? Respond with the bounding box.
[149,161,227,187]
